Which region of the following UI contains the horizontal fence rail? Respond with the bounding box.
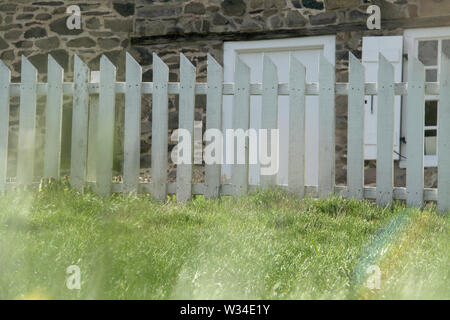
[0,52,449,214]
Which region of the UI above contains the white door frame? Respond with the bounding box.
[222,35,336,185]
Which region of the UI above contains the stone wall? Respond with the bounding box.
[1,0,449,186]
[0,0,134,177]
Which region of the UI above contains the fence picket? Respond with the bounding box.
[176,54,196,202]
[231,57,250,196]
[260,55,279,188]
[347,53,365,199]
[43,55,64,180]
[318,54,335,198]
[86,71,99,182]
[438,53,450,214]
[17,56,37,186]
[204,54,223,199]
[376,54,395,207]
[406,56,425,208]
[70,55,90,190]
[0,61,10,192]
[151,54,169,201]
[288,55,306,197]
[96,55,116,196]
[123,53,142,194]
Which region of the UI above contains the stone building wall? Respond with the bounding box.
[1,0,449,186]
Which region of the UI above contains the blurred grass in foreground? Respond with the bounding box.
[0,180,448,299]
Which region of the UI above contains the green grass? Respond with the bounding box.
[0,180,448,300]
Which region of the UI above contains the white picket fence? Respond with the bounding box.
[0,52,449,213]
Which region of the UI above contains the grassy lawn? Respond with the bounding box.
[0,180,448,300]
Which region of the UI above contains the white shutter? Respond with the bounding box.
[362,36,403,160]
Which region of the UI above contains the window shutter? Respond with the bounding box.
[362,36,403,160]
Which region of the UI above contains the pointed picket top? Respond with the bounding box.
[0,59,11,75]
[126,52,142,81]
[349,52,364,78]
[21,55,37,80]
[407,54,425,82]
[180,53,196,74]
[153,53,169,75]
[235,56,250,79]
[207,53,222,72]
[319,53,334,79]
[74,54,89,75]
[48,54,63,74]
[378,53,394,82]
[100,54,116,75]
[289,54,306,79]
[263,54,278,81]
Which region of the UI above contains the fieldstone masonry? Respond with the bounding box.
[1,0,449,187]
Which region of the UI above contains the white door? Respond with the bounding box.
[222,36,336,186]
[362,36,403,160]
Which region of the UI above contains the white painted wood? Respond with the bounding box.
[362,36,403,160]
[43,55,64,180]
[231,57,250,196]
[222,36,335,188]
[318,54,335,198]
[406,56,425,208]
[70,55,90,190]
[376,54,395,207]
[123,53,142,194]
[0,61,10,192]
[438,53,450,214]
[86,71,99,182]
[151,54,169,201]
[17,56,37,186]
[287,55,306,197]
[6,80,447,97]
[205,54,223,199]
[96,55,116,196]
[259,55,278,188]
[176,53,196,202]
[347,53,365,199]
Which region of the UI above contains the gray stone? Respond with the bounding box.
[221,0,247,17]
[0,50,15,60]
[104,19,133,32]
[291,0,302,9]
[0,37,9,50]
[310,11,337,25]
[185,2,206,15]
[0,4,17,12]
[113,2,135,17]
[302,0,324,10]
[36,13,52,21]
[324,0,361,10]
[286,10,307,27]
[50,17,83,35]
[31,1,64,6]
[98,38,121,50]
[67,37,97,48]
[16,14,34,20]
[14,40,33,49]
[137,7,182,18]
[29,53,49,73]
[86,17,102,29]
[212,13,229,25]
[269,15,282,28]
[35,36,60,49]
[49,49,69,71]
